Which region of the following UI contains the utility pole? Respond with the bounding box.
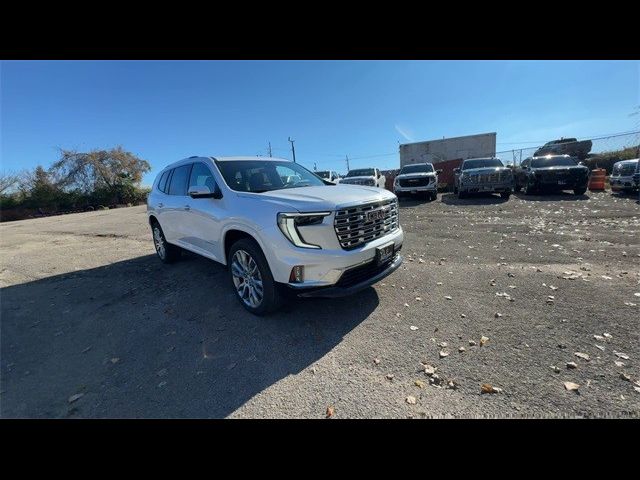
[288,137,296,163]
[345,155,350,172]
[313,162,317,171]
[268,142,272,157]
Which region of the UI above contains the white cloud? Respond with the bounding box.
[395,124,414,142]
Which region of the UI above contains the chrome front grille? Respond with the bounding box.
[466,171,510,184]
[334,199,399,250]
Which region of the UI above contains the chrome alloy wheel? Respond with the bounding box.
[231,249,264,308]
[153,226,166,260]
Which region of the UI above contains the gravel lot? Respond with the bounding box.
[1,190,639,418]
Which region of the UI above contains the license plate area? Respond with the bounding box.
[376,242,395,266]
[557,180,567,185]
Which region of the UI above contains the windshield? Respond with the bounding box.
[346,168,375,177]
[216,160,326,193]
[316,171,330,179]
[462,158,503,170]
[531,156,577,168]
[400,164,433,174]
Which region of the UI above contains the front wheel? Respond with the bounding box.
[228,238,283,315]
[574,187,587,195]
[500,192,511,199]
[514,184,522,192]
[523,181,536,195]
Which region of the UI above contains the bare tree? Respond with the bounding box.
[0,171,20,195]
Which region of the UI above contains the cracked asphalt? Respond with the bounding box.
[1,190,639,418]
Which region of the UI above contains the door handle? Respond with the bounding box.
[158,203,164,208]
[184,205,191,211]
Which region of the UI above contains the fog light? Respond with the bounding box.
[290,265,304,283]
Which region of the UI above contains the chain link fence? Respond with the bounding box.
[495,131,640,173]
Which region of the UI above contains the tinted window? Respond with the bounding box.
[168,164,192,196]
[400,164,434,174]
[188,163,217,192]
[531,156,577,168]
[346,168,375,177]
[462,158,504,170]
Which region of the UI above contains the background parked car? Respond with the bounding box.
[453,157,513,199]
[393,162,440,201]
[610,158,639,193]
[315,170,341,184]
[534,137,592,160]
[340,168,386,188]
[514,154,588,195]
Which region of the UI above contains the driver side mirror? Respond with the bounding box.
[189,185,223,199]
[436,169,442,175]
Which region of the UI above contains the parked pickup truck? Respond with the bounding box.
[453,157,513,199]
[339,167,386,188]
[147,156,403,315]
[315,170,341,184]
[534,137,592,160]
[514,155,589,195]
[393,162,440,201]
[610,158,639,193]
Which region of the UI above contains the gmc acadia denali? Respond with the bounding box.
[147,156,404,315]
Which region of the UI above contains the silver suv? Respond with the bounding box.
[147,156,404,315]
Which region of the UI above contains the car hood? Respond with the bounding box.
[237,185,395,211]
[340,176,376,182]
[396,172,436,180]
[532,166,588,172]
[461,167,511,175]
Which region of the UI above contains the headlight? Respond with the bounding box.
[277,212,331,249]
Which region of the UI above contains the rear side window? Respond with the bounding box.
[168,164,192,196]
[157,170,170,193]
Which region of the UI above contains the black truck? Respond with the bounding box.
[514,155,589,195]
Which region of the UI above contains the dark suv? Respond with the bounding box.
[514,155,588,195]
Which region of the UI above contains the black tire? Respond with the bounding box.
[574,187,587,195]
[523,180,536,196]
[151,220,181,264]
[458,191,466,199]
[430,192,437,201]
[228,237,283,315]
[500,192,511,199]
[514,184,521,192]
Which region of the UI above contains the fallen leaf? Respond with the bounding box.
[481,383,498,394]
[444,296,452,300]
[415,380,426,388]
[410,326,419,331]
[439,350,449,358]
[415,297,422,301]
[593,335,605,341]
[614,351,630,360]
[620,373,631,382]
[386,373,394,380]
[373,358,381,365]
[458,346,466,353]
[469,340,477,346]
[438,342,448,348]
[595,344,605,351]
[326,406,335,418]
[564,382,580,391]
[480,336,489,346]
[614,361,625,367]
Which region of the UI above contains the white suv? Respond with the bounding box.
[147,156,404,315]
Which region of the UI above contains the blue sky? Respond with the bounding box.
[1,60,638,185]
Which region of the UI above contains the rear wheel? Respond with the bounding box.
[151,221,181,264]
[458,190,466,199]
[500,192,511,199]
[430,192,437,201]
[228,238,283,315]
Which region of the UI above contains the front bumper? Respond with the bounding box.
[394,183,437,194]
[293,253,403,298]
[459,182,512,194]
[611,176,638,191]
[261,224,404,286]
